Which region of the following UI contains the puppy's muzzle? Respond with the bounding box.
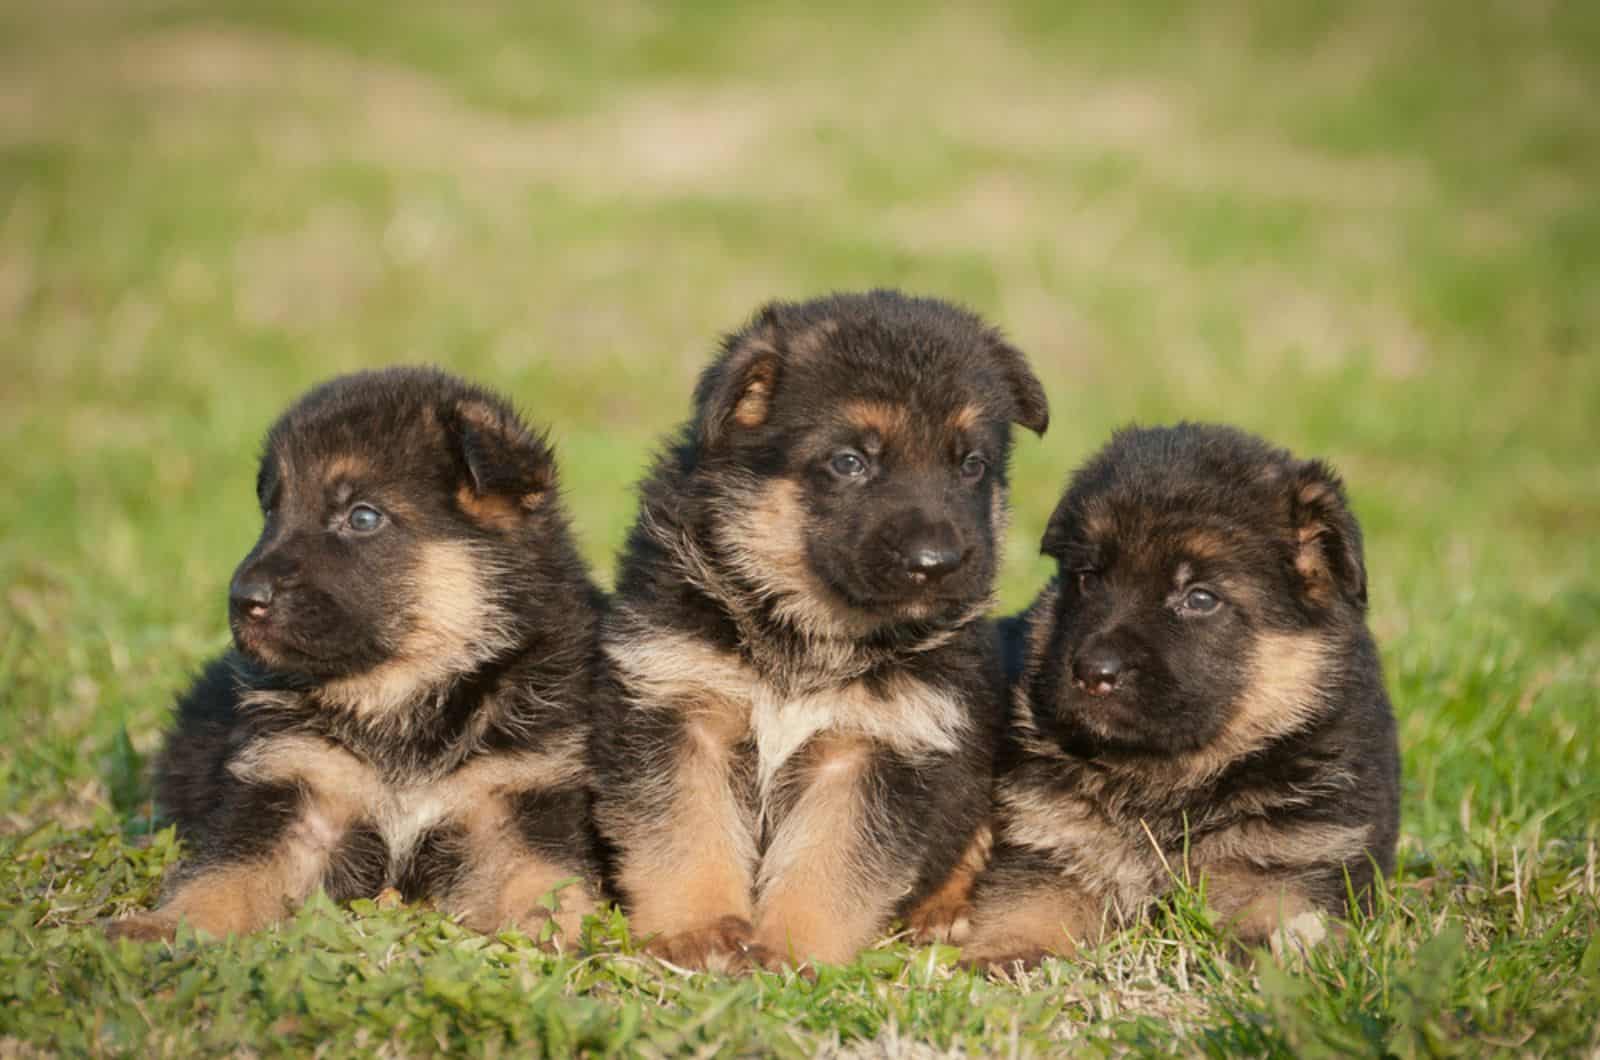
[891,519,968,586]
[1072,639,1126,696]
[229,572,275,623]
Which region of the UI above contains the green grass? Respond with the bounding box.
[2,0,1597,1054]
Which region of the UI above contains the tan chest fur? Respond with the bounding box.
[227,733,588,863]
[607,628,968,804]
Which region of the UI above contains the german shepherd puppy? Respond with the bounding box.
[106,367,603,945]
[964,423,1400,968]
[593,291,1048,971]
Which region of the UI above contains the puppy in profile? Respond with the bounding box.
[107,367,603,945]
[593,290,1047,971]
[965,423,1400,967]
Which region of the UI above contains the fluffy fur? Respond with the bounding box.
[106,367,605,946]
[592,290,1047,970]
[965,423,1400,968]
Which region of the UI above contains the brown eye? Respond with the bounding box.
[960,452,987,482]
[1076,571,1101,594]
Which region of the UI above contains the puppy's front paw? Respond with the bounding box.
[907,893,973,945]
[958,945,1050,976]
[646,915,765,974]
[103,912,178,943]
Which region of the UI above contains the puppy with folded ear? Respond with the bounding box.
[964,423,1400,968]
[107,367,605,945]
[593,290,1047,971]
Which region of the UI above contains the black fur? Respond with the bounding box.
[967,423,1400,964]
[114,367,605,942]
[592,290,1045,969]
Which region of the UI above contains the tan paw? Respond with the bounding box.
[645,915,771,974]
[958,945,1050,976]
[907,894,973,945]
[103,913,179,943]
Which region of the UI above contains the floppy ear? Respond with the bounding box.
[695,307,785,450]
[448,399,556,526]
[1038,490,1076,558]
[990,337,1049,436]
[1287,459,1367,610]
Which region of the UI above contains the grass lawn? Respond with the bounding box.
[3,0,1597,1054]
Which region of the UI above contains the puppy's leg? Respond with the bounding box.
[443,785,599,950]
[1203,865,1336,956]
[106,782,348,941]
[1191,821,1370,954]
[960,853,1107,971]
[752,735,919,969]
[905,822,992,945]
[607,707,760,972]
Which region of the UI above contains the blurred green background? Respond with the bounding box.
[1,0,1597,1051]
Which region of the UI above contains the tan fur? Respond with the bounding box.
[109,862,313,940]
[1178,529,1234,562]
[109,746,367,939]
[754,733,902,965]
[456,398,532,448]
[622,693,758,961]
[647,916,764,974]
[447,790,595,946]
[317,540,514,721]
[962,882,1106,966]
[948,402,985,434]
[906,823,992,944]
[1170,631,1331,785]
[1008,587,1064,754]
[1201,866,1329,952]
[733,358,779,428]
[988,480,1008,557]
[750,672,969,799]
[322,453,370,485]
[608,616,974,967]
[1295,521,1339,603]
[714,477,878,648]
[603,625,754,707]
[1191,818,1372,872]
[995,782,1158,907]
[455,484,540,531]
[842,400,910,439]
[139,733,594,941]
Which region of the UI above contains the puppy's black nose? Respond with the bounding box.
[903,545,964,583]
[1072,646,1123,695]
[229,574,275,620]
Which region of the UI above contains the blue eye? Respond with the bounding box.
[830,451,867,478]
[346,504,384,533]
[960,452,987,481]
[1182,587,1221,614]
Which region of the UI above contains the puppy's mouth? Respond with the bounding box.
[231,615,339,674]
[838,586,987,623]
[1059,685,1148,739]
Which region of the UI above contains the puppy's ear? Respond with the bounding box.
[696,307,784,449]
[1287,459,1367,610]
[1038,490,1076,558]
[448,399,556,527]
[990,337,1049,436]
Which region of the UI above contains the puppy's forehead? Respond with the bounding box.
[267,412,445,493]
[1081,495,1268,569]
